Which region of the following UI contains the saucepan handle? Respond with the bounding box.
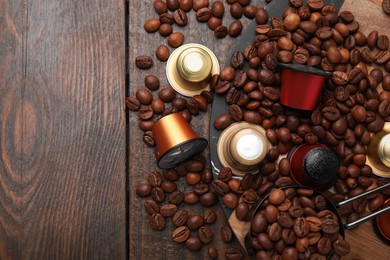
[334,182,390,230]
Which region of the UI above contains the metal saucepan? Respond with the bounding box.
[245,182,390,257]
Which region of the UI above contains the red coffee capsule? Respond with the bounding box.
[279,63,331,111]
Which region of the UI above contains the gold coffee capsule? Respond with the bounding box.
[166,43,220,97]
[177,47,212,82]
[367,122,390,178]
[217,122,270,176]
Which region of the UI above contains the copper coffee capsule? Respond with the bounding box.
[366,122,390,178]
[152,113,208,169]
[166,43,220,97]
[217,122,270,176]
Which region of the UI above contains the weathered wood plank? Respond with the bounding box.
[0,0,127,258]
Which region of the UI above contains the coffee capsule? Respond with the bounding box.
[375,198,390,243]
[367,122,390,178]
[217,122,270,176]
[279,63,331,111]
[152,113,208,169]
[166,43,220,97]
[288,143,339,190]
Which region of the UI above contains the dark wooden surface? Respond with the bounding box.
[0,0,126,258]
[129,0,390,259]
[0,0,388,259]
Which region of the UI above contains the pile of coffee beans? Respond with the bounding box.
[136,154,247,258]
[130,0,390,258]
[211,0,390,223]
[250,188,351,259]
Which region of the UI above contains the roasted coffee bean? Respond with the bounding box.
[223,193,239,209]
[159,13,174,25]
[156,44,170,61]
[289,205,303,218]
[207,16,222,30]
[269,189,286,205]
[278,212,294,228]
[200,168,212,184]
[230,2,243,19]
[228,104,243,121]
[293,217,309,237]
[144,18,161,33]
[196,7,211,22]
[332,71,348,85]
[321,218,339,234]
[160,204,178,217]
[243,5,257,19]
[293,47,309,64]
[161,180,177,193]
[377,35,389,50]
[316,26,333,40]
[126,96,141,111]
[135,55,153,69]
[186,236,202,251]
[159,24,173,37]
[317,237,332,255]
[379,100,390,117]
[144,75,160,91]
[214,25,227,39]
[282,229,297,245]
[230,51,245,69]
[258,233,274,250]
[154,0,168,14]
[228,21,243,38]
[136,183,152,197]
[211,179,230,195]
[202,209,217,225]
[277,127,291,143]
[147,171,163,187]
[173,9,188,26]
[221,226,233,243]
[186,215,204,231]
[172,226,190,243]
[252,212,268,234]
[168,190,184,205]
[179,0,193,11]
[184,191,199,205]
[215,81,231,95]
[265,204,279,223]
[225,247,244,260]
[168,32,184,47]
[186,173,201,186]
[208,247,219,259]
[236,202,249,221]
[193,183,209,195]
[193,0,209,11]
[333,239,351,256]
[143,131,155,147]
[150,213,166,231]
[198,226,213,244]
[144,199,160,215]
[361,47,374,63]
[136,88,153,104]
[214,113,232,130]
[322,106,340,121]
[258,182,275,197]
[151,98,165,114]
[275,177,293,188]
[200,192,218,207]
[211,1,224,18]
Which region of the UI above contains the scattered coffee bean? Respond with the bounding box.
[135,55,153,69]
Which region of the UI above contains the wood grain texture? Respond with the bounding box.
[0,0,127,258]
[128,0,390,259]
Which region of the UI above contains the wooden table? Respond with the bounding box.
[0,0,388,259]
